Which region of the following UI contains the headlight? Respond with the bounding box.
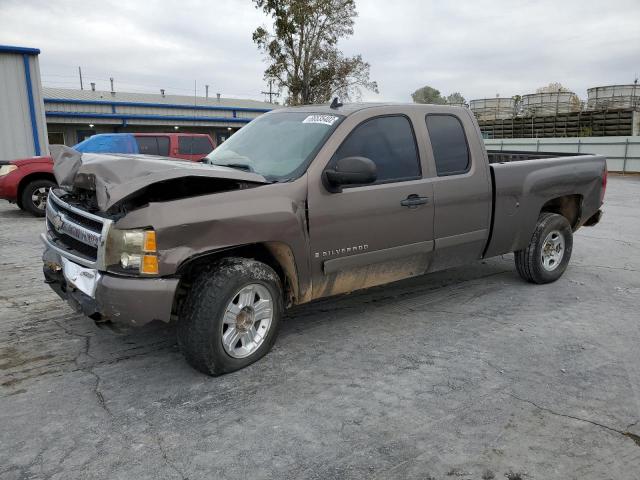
[0,165,18,177]
[105,228,159,275]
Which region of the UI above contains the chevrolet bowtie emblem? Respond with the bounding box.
[51,213,64,232]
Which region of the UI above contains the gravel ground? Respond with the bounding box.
[1,175,639,480]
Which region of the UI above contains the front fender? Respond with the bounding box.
[113,178,311,301]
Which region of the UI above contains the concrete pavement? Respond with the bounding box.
[1,176,639,480]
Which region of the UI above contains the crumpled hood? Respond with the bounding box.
[50,145,268,211]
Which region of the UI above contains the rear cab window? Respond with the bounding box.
[425,115,470,176]
[157,137,170,156]
[331,115,421,183]
[136,136,159,155]
[135,136,170,156]
[178,136,213,156]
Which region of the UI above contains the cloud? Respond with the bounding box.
[1,0,639,103]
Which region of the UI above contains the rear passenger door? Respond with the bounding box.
[307,112,435,299]
[425,112,492,271]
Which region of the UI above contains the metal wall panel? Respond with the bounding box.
[0,49,48,160]
[0,53,32,159]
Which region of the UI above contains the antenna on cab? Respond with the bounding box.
[330,97,343,109]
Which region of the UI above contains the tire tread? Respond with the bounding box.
[514,212,572,284]
[177,257,282,375]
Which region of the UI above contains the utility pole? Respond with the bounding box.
[205,84,209,99]
[78,66,83,90]
[261,80,279,103]
[110,77,114,93]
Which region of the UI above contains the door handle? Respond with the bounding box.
[400,194,429,208]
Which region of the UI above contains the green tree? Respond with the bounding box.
[411,85,446,104]
[252,0,378,105]
[446,92,466,105]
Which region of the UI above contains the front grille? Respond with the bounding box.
[46,228,99,261]
[45,190,111,267]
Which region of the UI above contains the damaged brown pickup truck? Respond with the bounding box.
[42,103,607,375]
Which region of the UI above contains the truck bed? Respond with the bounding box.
[483,152,606,258]
[487,150,589,164]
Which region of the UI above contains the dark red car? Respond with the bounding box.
[0,132,215,216]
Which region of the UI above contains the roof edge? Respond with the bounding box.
[43,97,272,113]
[0,45,40,55]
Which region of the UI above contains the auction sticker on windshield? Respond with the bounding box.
[302,114,339,126]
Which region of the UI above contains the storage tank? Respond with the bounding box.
[469,97,515,121]
[586,84,640,110]
[520,91,581,116]
[0,45,48,160]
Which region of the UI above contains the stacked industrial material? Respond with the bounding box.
[587,84,640,110]
[469,97,516,121]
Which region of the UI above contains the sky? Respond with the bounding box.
[1,0,639,103]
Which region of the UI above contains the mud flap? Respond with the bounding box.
[583,209,603,227]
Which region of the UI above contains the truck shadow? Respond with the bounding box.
[281,258,516,334]
[110,258,517,349]
[1,258,518,390]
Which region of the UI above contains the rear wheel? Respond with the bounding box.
[21,179,56,217]
[177,257,283,375]
[515,212,573,284]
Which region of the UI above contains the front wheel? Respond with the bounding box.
[515,212,573,284]
[21,179,56,217]
[177,258,283,375]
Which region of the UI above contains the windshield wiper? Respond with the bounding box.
[214,162,255,173]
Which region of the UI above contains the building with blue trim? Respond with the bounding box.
[43,87,277,147]
[0,45,48,160]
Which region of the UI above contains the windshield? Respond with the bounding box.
[205,111,342,181]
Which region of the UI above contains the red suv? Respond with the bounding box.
[0,133,215,216]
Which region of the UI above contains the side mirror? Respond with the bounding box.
[324,156,377,192]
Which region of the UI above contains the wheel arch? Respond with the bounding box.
[17,172,57,209]
[172,242,303,319]
[540,194,583,230]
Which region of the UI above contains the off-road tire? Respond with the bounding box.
[515,212,573,284]
[177,257,283,375]
[21,179,56,217]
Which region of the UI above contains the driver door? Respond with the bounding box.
[307,113,435,299]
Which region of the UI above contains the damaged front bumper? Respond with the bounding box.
[42,240,179,326]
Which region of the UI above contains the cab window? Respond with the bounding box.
[332,115,421,183]
[136,137,160,155]
[179,137,213,156]
[425,115,470,176]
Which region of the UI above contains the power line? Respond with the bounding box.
[261,80,279,103]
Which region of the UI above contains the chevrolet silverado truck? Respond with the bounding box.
[0,133,214,216]
[41,103,606,375]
